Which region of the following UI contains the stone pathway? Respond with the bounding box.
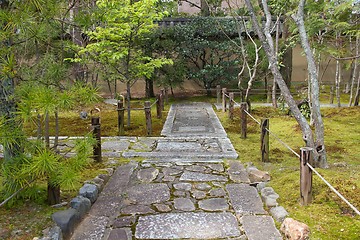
[70,103,283,240]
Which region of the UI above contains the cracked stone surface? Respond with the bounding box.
[173,198,195,211]
[180,171,228,182]
[135,212,241,239]
[242,215,282,240]
[198,198,229,211]
[126,183,170,205]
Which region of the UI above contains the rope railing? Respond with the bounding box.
[223,91,360,216]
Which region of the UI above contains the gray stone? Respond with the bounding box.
[162,175,176,182]
[173,198,195,211]
[127,183,170,205]
[199,198,229,211]
[261,187,279,207]
[70,196,91,218]
[97,173,110,183]
[209,188,227,197]
[186,165,207,172]
[112,216,135,228]
[242,215,282,240]
[213,182,225,188]
[173,182,192,191]
[247,166,270,183]
[173,190,186,197]
[226,184,266,215]
[135,212,241,239]
[102,141,130,152]
[154,203,172,212]
[163,167,183,176]
[137,167,159,183]
[227,160,250,183]
[121,205,155,215]
[256,182,267,192]
[40,226,63,240]
[205,163,225,172]
[108,228,132,240]
[191,190,207,199]
[79,183,98,203]
[52,208,78,238]
[270,206,289,223]
[157,141,202,152]
[180,171,227,182]
[195,183,212,191]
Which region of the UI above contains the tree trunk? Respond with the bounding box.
[292,0,327,168]
[335,59,341,107]
[349,36,359,106]
[45,112,50,149]
[145,76,155,98]
[47,182,60,205]
[245,0,327,168]
[126,81,131,128]
[54,110,59,151]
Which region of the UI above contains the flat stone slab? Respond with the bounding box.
[226,184,267,216]
[198,198,229,211]
[126,183,170,205]
[180,171,228,182]
[242,215,282,240]
[135,212,241,239]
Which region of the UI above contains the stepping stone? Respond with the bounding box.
[163,167,183,176]
[209,188,227,197]
[135,212,241,239]
[227,160,250,183]
[180,171,228,182]
[241,215,282,240]
[191,190,207,199]
[127,183,170,205]
[199,198,229,211]
[112,216,135,228]
[195,183,212,191]
[226,184,266,216]
[173,198,195,211]
[173,183,192,191]
[153,204,172,213]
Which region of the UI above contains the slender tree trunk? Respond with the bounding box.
[45,112,50,149]
[145,75,155,98]
[354,72,360,106]
[54,110,59,151]
[47,182,60,205]
[126,81,131,128]
[335,59,341,107]
[292,0,327,168]
[349,36,359,106]
[245,0,327,168]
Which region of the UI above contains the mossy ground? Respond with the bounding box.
[217,106,360,239]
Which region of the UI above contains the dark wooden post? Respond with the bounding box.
[144,101,152,136]
[156,94,162,119]
[117,101,125,135]
[300,147,313,205]
[240,102,247,139]
[222,88,227,112]
[91,116,102,162]
[261,118,269,162]
[160,89,165,110]
[216,85,221,104]
[229,92,234,120]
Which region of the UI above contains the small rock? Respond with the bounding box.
[191,190,207,199]
[261,187,279,207]
[97,173,110,183]
[108,228,132,240]
[154,203,172,212]
[247,166,270,183]
[280,218,310,240]
[270,206,289,223]
[162,167,183,176]
[173,198,195,211]
[173,190,186,197]
[70,196,91,218]
[162,175,176,182]
[173,182,192,191]
[333,162,347,168]
[206,163,224,172]
[102,168,114,176]
[79,183,98,203]
[52,208,78,238]
[212,182,225,188]
[195,183,212,191]
[256,182,267,192]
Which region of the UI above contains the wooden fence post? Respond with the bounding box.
[222,88,227,113]
[261,118,269,162]
[240,102,247,139]
[144,101,152,136]
[160,89,165,111]
[156,94,162,119]
[300,147,313,205]
[117,101,125,135]
[229,93,234,120]
[91,116,102,162]
[216,85,221,104]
